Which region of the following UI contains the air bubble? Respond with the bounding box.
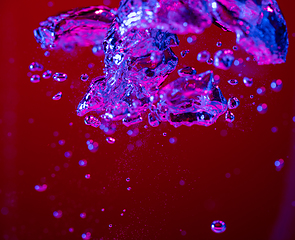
[106,137,115,144]
[52,92,62,100]
[270,79,283,92]
[181,50,189,58]
[197,50,210,62]
[80,74,89,82]
[53,72,68,82]
[79,159,87,167]
[81,232,91,240]
[228,79,238,86]
[211,220,226,233]
[207,58,213,65]
[213,49,234,70]
[227,97,240,109]
[274,159,284,171]
[225,111,235,122]
[148,113,160,127]
[30,75,40,83]
[29,62,43,71]
[85,174,91,179]
[257,87,266,95]
[84,115,101,128]
[35,184,47,192]
[42,70,52,79]
[257,103,268,114]
[53,210,62,218]
[177,66,197,77]
[216,42,222,47]
[243,77,253,87]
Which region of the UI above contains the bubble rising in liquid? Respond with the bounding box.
[84,115,101,128]
[225,110,235,122]
[197,50,210,62]
[106,137,115,144]
[42,70,52,79]
[52,92,62,100]
[243,77,253,87]
[227,97,240,109]
[211,220,226,233]
[227,79,238,86]
[213,49,235,70]
[35,184,47,192]
[30,75,40,83]
[29,62,44,71]
[270,79,283,92]
[177,66,197,78]
[81,73,89,82]
[53,72,67,82]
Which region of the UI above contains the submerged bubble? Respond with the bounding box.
[34,184,47,192]
[243,77,253,87]
[148,112,160,127]
[92,44,104,56]
[181,50,189,58]
[187,35,197,44]
[270,79,283,92]
[30,75,40,83]
[207,58,213,65]
[42,70,52,79]
[257,87,266,95]
[227,97,240,109]
[106,137,115,144]
[225,111,235,122]
[228,79,238,86]
[29,62,43,71]
[85,174,91,179]
[53,210,62,218]
[53,72,67,82]
[257,103,268,114]
[213,49,234,70]
[275,159,284,171]
[81,232,91,240]
[197,50,210,62]
[84,115,101,128]
[211,220,226,233]
[79,159,87,167]
[52,92,62,100]
[80,74,89,82]
[87,141,98,152]
[177,66,197,77]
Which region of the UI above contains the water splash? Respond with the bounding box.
[32,0,288,129]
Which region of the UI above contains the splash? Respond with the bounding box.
[33,0,288,129]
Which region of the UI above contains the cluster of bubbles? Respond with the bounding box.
[31,0,288,133]
[86,139,99,153]
[30,0,289,237]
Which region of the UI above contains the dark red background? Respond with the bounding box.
[1,0,295,239]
